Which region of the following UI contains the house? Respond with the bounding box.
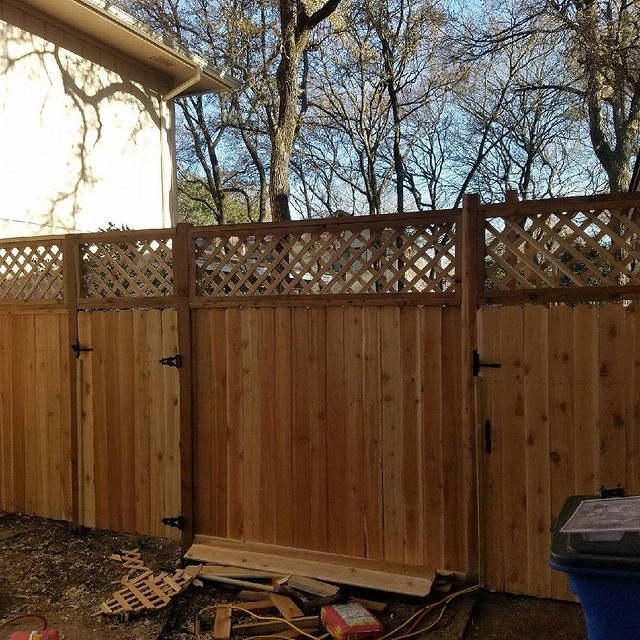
[0,0,238,237]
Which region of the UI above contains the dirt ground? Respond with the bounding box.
[0,513,587,640]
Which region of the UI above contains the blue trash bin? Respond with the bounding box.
[550,495,640,640]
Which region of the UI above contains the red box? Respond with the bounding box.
[321,604,383,640]
[10,631,59,640]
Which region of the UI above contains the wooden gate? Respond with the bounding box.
[477,304,640,600]
[76,309,181,539]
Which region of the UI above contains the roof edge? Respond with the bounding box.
[68,0,241,94]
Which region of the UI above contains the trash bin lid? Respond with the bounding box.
[550,495,640,572]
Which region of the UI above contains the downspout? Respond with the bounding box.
[163,66,203,102]
[160,67,203,226]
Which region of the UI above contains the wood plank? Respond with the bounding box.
[274,307,294,546]
[523,305,551,598]
[241,307,260,542]
[400,307,422,566]
[477,306,504,592]
[186,538,434,596]
[34,314,51,518]
[211,309,229,538]
[572,306,599,494]
[162,308,181,541]
[147,310,165,537]
[193,310,213,536]
[213,607,232,640]
[0,315,13,511]
[548,305,574,601]
[499,307,527,594]
[380,306,403,562]
[362,307,384,561]
[200,565,281,579]
[308,306,328,552]
[420,307,444,569]
[268,594,304,620]
[229,600,277,612]
[292,307,311,551]
[286,575,339,597]
[598,304,627,487]
[10,314,29,512]
[226,307,244,540]
[441,307,464,571]
[132,309,150,535]
[344,306,365,558]
[78,311,95,527]
[258,307,277,544]
[118,311,135,533]
[232,616,318,636]
[58,313,73,521]
[626,306,640,494]
[91,312,109,529]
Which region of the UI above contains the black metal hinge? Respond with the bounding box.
[159,354,182,368]
[70,342,93,358]
[161,515,185,530]
[472,349,501,377]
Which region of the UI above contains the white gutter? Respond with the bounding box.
[162,67,203,102]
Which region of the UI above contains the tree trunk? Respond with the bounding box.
[269,0,342,221]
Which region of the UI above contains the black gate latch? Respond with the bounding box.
[161,515,185,530]
[159,354,182,368]
[472,350,501,377]
[70,342,93,358]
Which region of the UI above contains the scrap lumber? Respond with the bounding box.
[193,571,279,592]
[286,575,339,597]
[232,615,319,636]
[268,594,304,619]
[201,564,282,580]
[349,598,387,613]
[185,536,434,597]
[237,590,272,601]
[232,600,278,613]
[213,608,232,640]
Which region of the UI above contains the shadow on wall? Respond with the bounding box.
[0,7,168,235]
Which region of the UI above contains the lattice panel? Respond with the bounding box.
[485,205,640,290]
[80,238,173,298]
[194,223,457,297]
[0,242,64,300]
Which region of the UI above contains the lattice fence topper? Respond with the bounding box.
[484,205,640,290]
[80,237,173,298]
[0,241,64,300]
[194,222,457,297]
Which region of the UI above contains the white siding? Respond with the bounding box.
[0,0,175,236]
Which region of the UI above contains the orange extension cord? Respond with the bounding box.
[195,585,480,640]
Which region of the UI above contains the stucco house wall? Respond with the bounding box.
[0,0,176,237]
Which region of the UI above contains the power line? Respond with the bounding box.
[0,217,93,234]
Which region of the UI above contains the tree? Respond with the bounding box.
[269,0,343,220]
[458,0,640,193]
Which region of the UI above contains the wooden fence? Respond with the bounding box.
[2,191,640,599]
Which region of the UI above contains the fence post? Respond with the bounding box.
[174,223,195,554]
[63,235,81,527]
[461,193,481,577]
